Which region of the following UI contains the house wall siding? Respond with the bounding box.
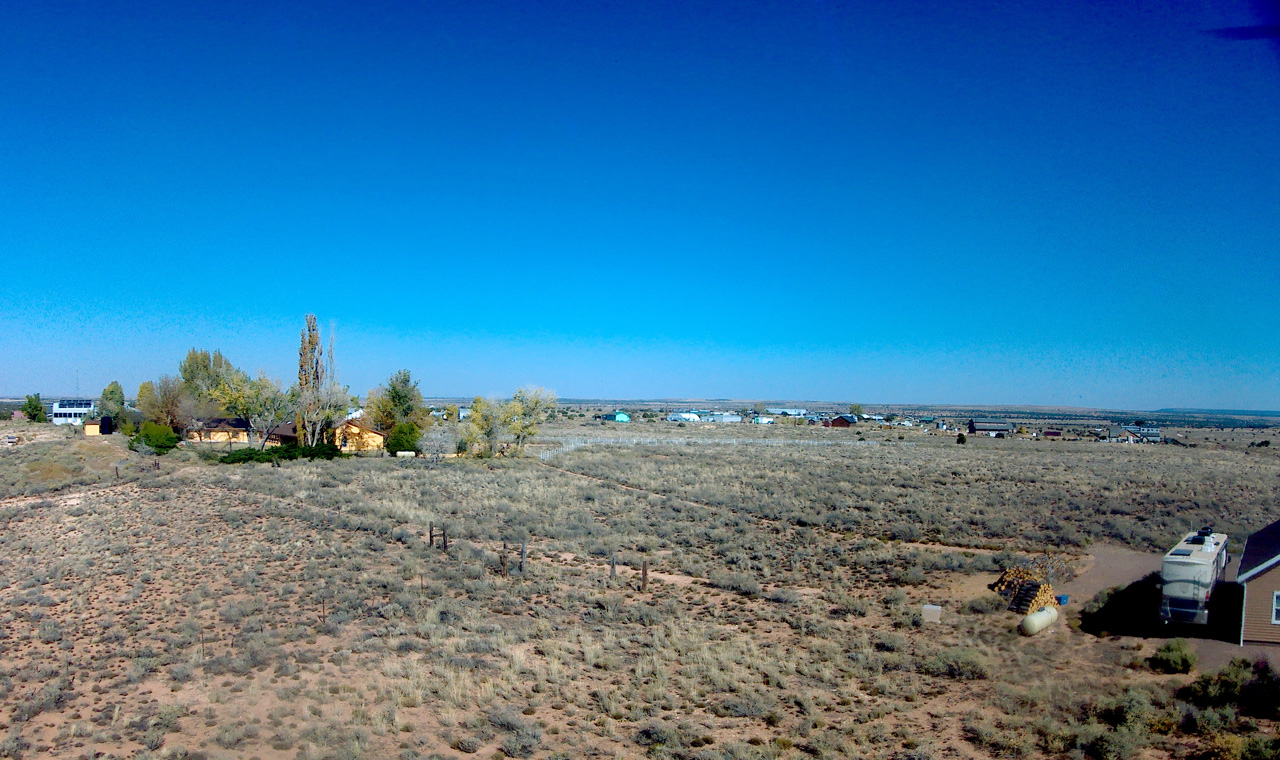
[1243,566,1280,644]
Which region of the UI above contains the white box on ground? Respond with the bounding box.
[922,604,942,623]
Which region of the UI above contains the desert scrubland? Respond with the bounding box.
[1,420,1278,759]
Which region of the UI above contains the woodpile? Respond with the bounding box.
[990,563,1061,614]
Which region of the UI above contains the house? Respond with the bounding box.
[1124,425,1162,443]
[51,399,96,426]
[1107,427,1139,443]
[264,422,299,447]
[84,416,113,436]
[968,419,1014,437]
[703,413,742,423]
[766,408,808,417]
[333,419,387,452]
[667,413,700,422]
[187,418,252,444]
[827,415,858,428]
[1235,518,1280,644]
[596,412,631,423]
[752,416,775,424]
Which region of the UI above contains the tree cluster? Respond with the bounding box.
[459,387,557,457]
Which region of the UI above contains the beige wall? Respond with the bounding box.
[1243,565,1280,644]
[84,424,101,437]
[335,422,385,452]
[187,429,251,444]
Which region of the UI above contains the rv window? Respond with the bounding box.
[1273,592,1280,625]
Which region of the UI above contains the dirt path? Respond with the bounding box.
[1058,544,1162,602]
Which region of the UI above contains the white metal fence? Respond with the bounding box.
[538,436,899,460]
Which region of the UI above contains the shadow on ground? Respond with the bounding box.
[1078,573,1242,644]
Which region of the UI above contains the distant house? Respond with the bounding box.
[597,412,631,423]
[187,418,252,444]
[703,413,742,423]
[826,415,857,428]
[10,410,25,421]
[333,419,387,452]
[667,413,700,422]
[1107,427,1139,443]
[766,408,808,417]
[84,416,113,436]
[1122,425,1162,443]
[752,416,775,424]
[1042,429,1063,438]
[264,422,299,447]
[968,419,1014,437]
[1236,519,1280,645]
[51,399,96,426]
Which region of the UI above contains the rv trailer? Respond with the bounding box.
[1160,527,1229,625]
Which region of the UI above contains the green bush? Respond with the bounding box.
[385,422,420,455]
[920,648,990,680]
[133,422,179,454]
[1149,638,1197,674]
[218,443,343,465]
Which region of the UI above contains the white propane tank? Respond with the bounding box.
[1019,606,1058,636]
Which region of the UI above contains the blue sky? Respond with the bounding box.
[3,1,1278,408]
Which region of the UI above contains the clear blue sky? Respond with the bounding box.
[3,1,1278,409]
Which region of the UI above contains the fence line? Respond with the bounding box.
[538,436,905,459]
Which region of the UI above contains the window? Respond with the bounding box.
[1272,592,1280,625]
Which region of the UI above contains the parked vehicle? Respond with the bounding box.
[1160,527,1229,625]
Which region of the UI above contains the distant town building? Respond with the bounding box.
[752,416,775,424]
[826,415,858,428]
[703,413,742,423]
[51,399,96,426]
[765,408,808,417]
[597,412,631,423]
[968,419,1014,436]
[667,413,700,422]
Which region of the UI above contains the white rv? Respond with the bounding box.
[1160,528,1229,625]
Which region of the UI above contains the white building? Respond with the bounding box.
[667,413,700,422]
[51,399,96,426]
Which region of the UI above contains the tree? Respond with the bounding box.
[849,403,863,417]
[98,381,126,421]
[365,369,429,431]
[753,402,767,416]
[212,373,294,449]
[138,376,186,429]
[21,394,47,423]
[462,397,502,457]
[444,404,459,422]
[502,387,557,454]
[295,315,349,447]
[179,349,241,401]
[385,422,421,455]
[956,433,967,445]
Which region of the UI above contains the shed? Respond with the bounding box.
[1236,519,1280,644]
[827,415,857,428]
[968,419,1014,436]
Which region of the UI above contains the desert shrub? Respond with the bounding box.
[1149,639,1197,674]
[709,572,760,597]
[963,594,1007,614]
[920,648,989,680]
[1201,733,1247,760]
[635,720,681,747]
[385,423,420,455]
[219,443,343,464]
[1183,658,1280,719]
[133,422,179,454]
[713,693,772,718]
[765,588,801,605]
[1082,725,1146,760]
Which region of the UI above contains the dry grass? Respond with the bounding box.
[0,421,1276,758]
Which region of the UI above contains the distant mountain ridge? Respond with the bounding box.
[1154,408,1280,417]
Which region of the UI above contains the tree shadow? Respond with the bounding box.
[1078,573,1242,644]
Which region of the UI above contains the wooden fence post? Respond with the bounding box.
[520,541,527,574]
[641,560,648,593]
